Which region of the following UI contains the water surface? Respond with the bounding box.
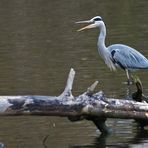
[0,0,147,147]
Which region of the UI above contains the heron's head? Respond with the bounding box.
[76,16,103,32]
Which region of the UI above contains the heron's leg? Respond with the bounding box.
[125,69,131,85]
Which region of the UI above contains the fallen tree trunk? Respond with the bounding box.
[0,68,147,133]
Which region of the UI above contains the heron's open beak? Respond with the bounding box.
[76,20,97,32]
[77,24,97,32]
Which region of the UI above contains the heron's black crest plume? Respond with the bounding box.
[93,16,102,22]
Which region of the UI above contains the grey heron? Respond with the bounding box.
[76,16,148,84]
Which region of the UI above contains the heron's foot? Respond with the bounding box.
[122,79,133,85]
[127,79,133,85]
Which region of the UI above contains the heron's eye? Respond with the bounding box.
[94,18,102,21]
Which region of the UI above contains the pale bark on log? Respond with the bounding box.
[0,68,147,133]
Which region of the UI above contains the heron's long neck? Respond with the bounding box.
[97,22,116,71]
[97,22,107,52]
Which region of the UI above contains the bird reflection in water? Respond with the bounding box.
[69,129,148,148]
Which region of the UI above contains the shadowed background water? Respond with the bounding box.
[0,0,147,147]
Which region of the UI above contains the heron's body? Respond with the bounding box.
[106,44,148,71]
[76,16,148,82]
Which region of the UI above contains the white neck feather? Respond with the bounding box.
[97,22,116,71]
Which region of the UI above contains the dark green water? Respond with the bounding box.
[0,0,147,147]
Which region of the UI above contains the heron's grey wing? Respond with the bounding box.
[109,44,148,70]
